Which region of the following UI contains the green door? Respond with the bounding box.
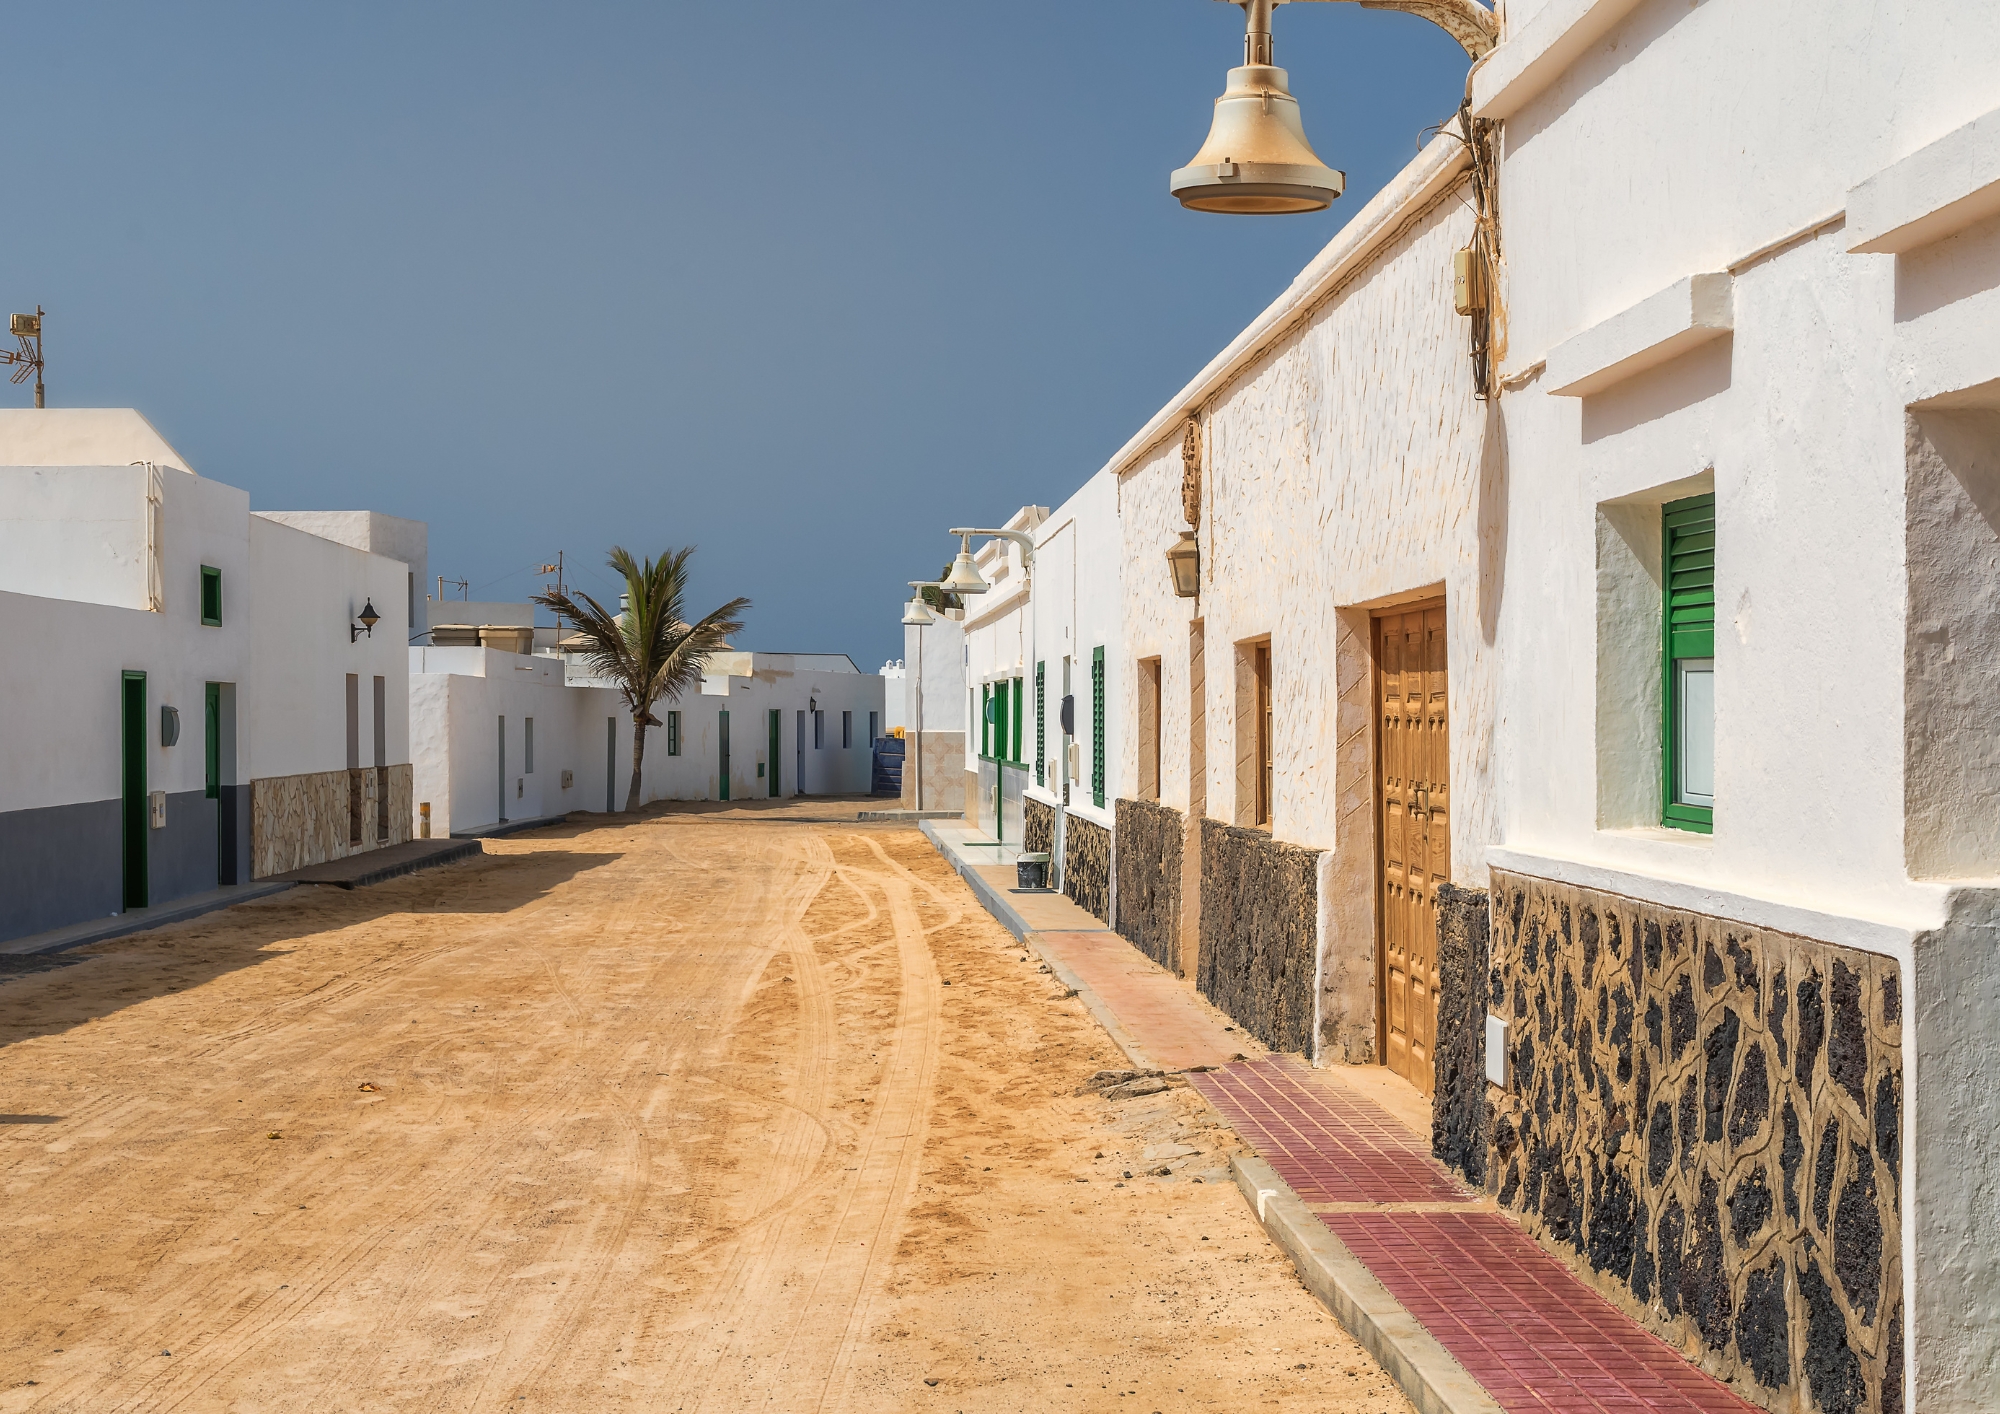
[122,671,148,910]
[768,709,782,797]
[718,710,731,801]
[205,683,223,885]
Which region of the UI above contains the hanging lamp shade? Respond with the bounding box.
[1171,63,1344,214]
[942,540,989,595]
[902,591,935,626]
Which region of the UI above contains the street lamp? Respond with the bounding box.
[1166,531,1202,597]
[942,534,988,596]
[351,599,381,642]
[1171,0,1497,214]
[904,580,948,811]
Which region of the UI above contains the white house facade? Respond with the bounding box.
[910,1,2000,1406]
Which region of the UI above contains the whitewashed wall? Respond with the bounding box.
[0,588,246,814]
[1030,473,1123,829]
[1120,181,1489,866]
[412,650,885,833]
[247,516,410,782]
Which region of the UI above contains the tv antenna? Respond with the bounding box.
[0,308,45,407]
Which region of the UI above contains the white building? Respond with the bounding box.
[919,1,2000,1404]
[410,640,886,835]
[0,411,413,942]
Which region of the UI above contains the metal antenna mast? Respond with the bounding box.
[1,308,45,407]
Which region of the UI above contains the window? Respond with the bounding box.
[1091,646,1106,808]
[1137,657,1162,800]
[524,717,535,774]
[199,565,222,626]
[1663,493,1715,832]
[1034,661,1046,786]
[1010,677,1023,763]
[842,710,852,749]
[868,710,879,745]
[1254,642,1272,826]
[814,709,825,749]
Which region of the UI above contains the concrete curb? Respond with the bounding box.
[451,813,571,840]
[1230,1154,1503,1414]
[925,814,1500,1413]
[857,809,963,821]
[2,882,297,957]
[290,840,483,889]
[918,819,1161,1073]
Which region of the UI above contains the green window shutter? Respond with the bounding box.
[1663,493,1715,833]
[200,566,222,626]
[1010,677,1023,763]
[1034,662,1046,786]
[1091,647,1106,808]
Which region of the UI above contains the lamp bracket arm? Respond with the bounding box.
[1223,0,1497,59]
[946,527,1037,567]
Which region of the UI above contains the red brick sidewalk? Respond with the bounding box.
[1191,1058,1761,1414]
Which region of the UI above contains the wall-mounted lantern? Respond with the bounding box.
[351,599,380,642]
[1166,531,1201,597]
[160,704,181,747]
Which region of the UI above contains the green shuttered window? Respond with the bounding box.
[1663,493,1715,833]
[1091,646,1106,808]
[1034,662,1046,786]
[200,565,222,626]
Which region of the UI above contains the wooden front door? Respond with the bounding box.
[1375,602,1449,1096]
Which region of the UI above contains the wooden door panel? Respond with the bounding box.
[1376,603,1448,1097]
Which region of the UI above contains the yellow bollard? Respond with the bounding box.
[420,802,432,839]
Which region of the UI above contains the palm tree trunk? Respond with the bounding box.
[628,716,647,812]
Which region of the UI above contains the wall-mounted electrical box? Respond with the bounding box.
[1454,247,1486,315]
[1485,1013,1509,1087]
[149,790,167,830]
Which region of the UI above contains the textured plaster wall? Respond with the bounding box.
[1485,871,1904,1414]
[1115,181,1490,1063]
[1903,408,2000,878]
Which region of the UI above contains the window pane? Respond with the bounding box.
[1676,658,1714,806]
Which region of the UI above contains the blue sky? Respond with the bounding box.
[10,2,1470,668]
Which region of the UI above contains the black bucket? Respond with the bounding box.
[1016,852,1051,890]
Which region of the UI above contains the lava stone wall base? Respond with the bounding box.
[1114,798,1182,972]
[1432,881,1492,1187]
[1197,818,1319,1055]
[1063,813,1110,922]
[1023,797,1053,856]
[1488,871,1903,1414]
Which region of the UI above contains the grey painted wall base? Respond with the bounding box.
[2,880,294,956]
[0,789,248,945]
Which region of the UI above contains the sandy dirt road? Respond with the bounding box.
[0,805,1412,1413]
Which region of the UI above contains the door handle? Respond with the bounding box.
[1415,785,1430,815]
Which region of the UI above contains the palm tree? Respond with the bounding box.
[535,546,749,812]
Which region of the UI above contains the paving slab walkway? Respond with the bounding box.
[922,818,1765,1414]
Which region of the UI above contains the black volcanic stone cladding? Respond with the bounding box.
[1060,813,1110,921]
[1195,818,1317,1055]
[1112,798,1181,972]
[1432,882,1491,1186]
[1024,797,1054,856]
[1480,872,1903,1412]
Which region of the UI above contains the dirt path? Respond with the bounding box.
[0,806,1412,1413]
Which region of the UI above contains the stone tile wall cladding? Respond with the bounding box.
[252,764,414,878]
[1469,870,1902,1414]
[1197,818,1319,1055]
[1024,797,1053,856]
[1113,798,1182,972]
[1062,813,1110,922]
